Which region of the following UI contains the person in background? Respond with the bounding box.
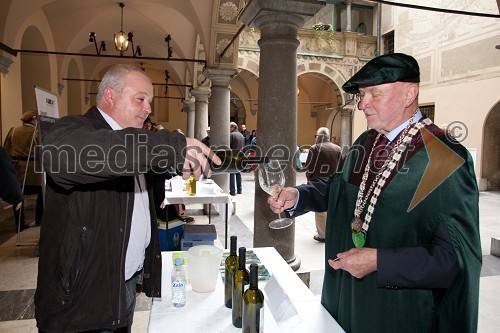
[3,110,43,231]
[201,127,210,147]
[240,123,251,145]
[249,129,256,146]
[304,127,341,242]
[268,53,481,333]
[0,147,23,213]
[250,129,257,146]
[230,121,245,195]
[35,64,220,333]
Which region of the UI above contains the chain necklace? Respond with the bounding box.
[351,111,433,248]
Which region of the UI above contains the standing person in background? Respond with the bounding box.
[230,122,245,195]
[240,123,251,146]
[0,147,23,212]
[35,64,219,333]
[250,129,257,146]
[304,127,341,242]
[201,127,210,147]
[3,110,43,231]
[268,53,481,333]
[249,129,256,146]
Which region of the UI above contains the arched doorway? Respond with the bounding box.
[482,101,500,190]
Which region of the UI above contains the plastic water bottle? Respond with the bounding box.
[171,257,186,307]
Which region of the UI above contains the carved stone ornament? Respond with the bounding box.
[219,1,239,23]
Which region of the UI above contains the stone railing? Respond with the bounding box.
[238,27,377,60]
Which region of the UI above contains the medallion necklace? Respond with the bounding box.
[351,111,433,248]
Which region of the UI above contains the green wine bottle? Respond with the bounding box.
[232,246,249,328]
[224,236,238,308]
[210,149,268,173]
[242,263,264,333]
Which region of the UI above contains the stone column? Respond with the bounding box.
[204,68,240,193]
[346,0,353,32]
[183,97,195,138]
[240,0,324,270]
[340,108,352,156]
[190,86,211,140]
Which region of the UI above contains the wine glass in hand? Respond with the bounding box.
[258,160,293,229]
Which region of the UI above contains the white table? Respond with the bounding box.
[162,180,232,248]
[148,247,345,333]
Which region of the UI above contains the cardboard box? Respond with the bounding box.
[158,219,185,251]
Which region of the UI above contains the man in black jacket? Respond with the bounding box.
[35,64,219,333]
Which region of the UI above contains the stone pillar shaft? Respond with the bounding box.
[340,108,352,155]
[346,0,353,32]
[240,0,325,270]
[190,87,211,140]
[183,98,195,138]
[204,68,240,193]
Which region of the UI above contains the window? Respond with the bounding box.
[383,31,394,54]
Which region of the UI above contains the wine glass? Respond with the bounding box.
[258,160,293,229]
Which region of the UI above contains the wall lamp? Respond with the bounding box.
[165,34,173,58]
[88,32,106,55]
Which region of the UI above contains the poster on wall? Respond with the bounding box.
[34,86,59,143]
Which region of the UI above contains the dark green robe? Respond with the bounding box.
[321,125,481,333]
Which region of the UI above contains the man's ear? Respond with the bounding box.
[103,87,115,105]
[404,83,418,107]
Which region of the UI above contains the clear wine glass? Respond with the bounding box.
[258,160,293,229]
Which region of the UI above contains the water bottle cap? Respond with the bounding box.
[174,257,182,266]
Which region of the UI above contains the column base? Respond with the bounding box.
[286,255,301,271]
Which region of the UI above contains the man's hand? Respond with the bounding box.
[182,137,221,179]
[267,187,299,214]
[328,247,377,279]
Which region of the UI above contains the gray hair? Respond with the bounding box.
[96,64,149,103]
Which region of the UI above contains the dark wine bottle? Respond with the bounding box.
[242,263,264,333]
[210,149,268,174]
[224,236,239,308]
[232,247,250,328]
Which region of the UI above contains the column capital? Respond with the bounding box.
[0,55,14,74]
[182,97,195,111]
[204,67,240,87]
[240,0,324,31]
[190,86,211,104]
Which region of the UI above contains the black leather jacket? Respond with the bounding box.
[35,107,186,332]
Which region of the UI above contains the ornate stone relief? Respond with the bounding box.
[218,0,239,24]
[215,32,236,65]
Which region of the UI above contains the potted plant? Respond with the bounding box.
[312,22,333,32]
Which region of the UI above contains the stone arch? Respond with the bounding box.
[21,26,51,113]
[482,100,500,190]
[297,62,347,144]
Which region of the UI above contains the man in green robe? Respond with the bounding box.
[268,53,481,333]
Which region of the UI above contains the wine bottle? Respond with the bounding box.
[224,236,239,308]
[210,149,268,174]
[242,263,264,333]
[232,247,250,328]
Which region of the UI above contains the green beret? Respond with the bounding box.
[342,53,420,94]
[20,110,38,123]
